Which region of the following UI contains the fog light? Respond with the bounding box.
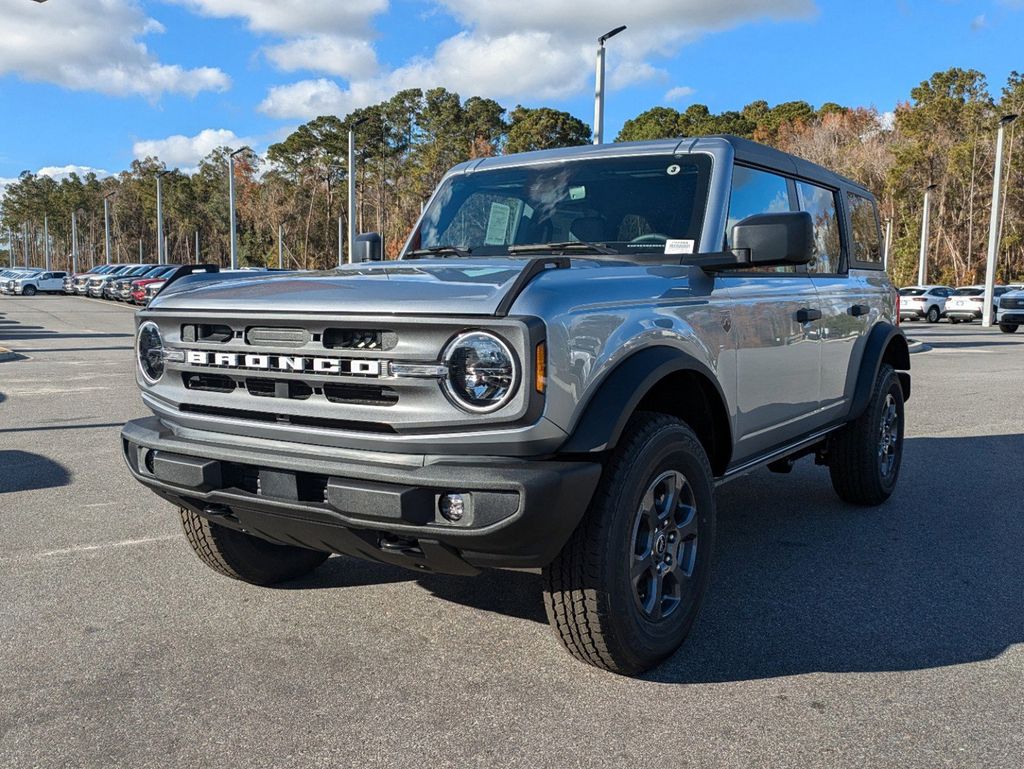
[439,493,466,522]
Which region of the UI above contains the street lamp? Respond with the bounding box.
[228,146,253,270]
[156,169,170,264]
[347,116,369,265]
[982,113,1018,327]
[103,190,116,264]
[917,183,937,286]
[593,25,627,145]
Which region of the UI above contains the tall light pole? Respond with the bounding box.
[593,25,627,145]
[917,183,937,286]
[103,191,116,264]
[71,209,79,273]
[883,218,893,272]
[43,213,51,271]
[22,222,29,267]
[7,227,13,268]
[228,146,252,270]
[156,170,169,264]
[982,113,1018,327]
[347,117,369,264]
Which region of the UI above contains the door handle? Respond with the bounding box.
[796,308,822,323]
[848,304,870,317]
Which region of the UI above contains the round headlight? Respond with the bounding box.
[443,331,518,412]
[137,321,165,383]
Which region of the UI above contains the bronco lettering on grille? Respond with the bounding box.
[184,350,381,376]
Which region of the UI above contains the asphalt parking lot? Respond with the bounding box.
[1,296,1022,769]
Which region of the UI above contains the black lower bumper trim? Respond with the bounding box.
[122,417,602,574]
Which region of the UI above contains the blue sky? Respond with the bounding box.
[1,0,1022,187]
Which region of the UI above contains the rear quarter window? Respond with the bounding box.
[847,192,883,269]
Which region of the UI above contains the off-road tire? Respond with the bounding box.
[828,364,904,506]
[926,306,940,323]
[999,324,1018,334]
[542,412,716,675]
[179,507,329,585]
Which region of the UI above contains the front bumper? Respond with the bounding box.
[998,311,1024,324]
[121,417,602,575]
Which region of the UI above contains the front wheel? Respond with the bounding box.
[22,285,37,296]
[828,364,904,505]
[179,507,329,585]
[926,306,940,323]
[543,413,716,675]
[1000,324,1019,334]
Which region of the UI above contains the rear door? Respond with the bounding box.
[717,165,822,460]
[797,181,871,420]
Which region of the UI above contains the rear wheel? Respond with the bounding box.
[926,306,940,323]
[1000,324,1019,334]
[543,413,716,675]
[828,364,904,506]
[179,507,329,585]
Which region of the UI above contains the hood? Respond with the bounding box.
[151,259,540,316]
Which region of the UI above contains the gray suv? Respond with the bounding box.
[121,136,910,674]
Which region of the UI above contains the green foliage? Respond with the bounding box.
[506,107,590,153]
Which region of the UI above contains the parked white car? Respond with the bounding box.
[898,285,953,323]
[996,286,1024,333]
[946,284,1024,323]
[2,269,42,295]
[10,270,68,296]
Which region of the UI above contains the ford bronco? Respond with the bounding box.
[122,136,910,674]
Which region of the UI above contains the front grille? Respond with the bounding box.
[1002,297,1023,309]
[181,324,234,343]
[179,403,397,433]
[323,383,399,406]
[183,373,236,393]
[246,326,310,348]
[245,378,313,400]
[323,328,396,350]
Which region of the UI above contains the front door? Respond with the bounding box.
[718,165,822,462]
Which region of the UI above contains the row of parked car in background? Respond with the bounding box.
[0,263,177,305]
[898,284,1024,332]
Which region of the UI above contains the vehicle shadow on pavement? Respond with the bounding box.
[646,434,1024,683]
[0,450,72,494]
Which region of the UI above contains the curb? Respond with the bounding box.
[906,339,930,354]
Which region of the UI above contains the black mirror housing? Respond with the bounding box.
[732,211,814,267]
[354,232,383,262]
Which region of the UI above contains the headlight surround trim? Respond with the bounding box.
[441,330,519,413]
[137,320,165,384]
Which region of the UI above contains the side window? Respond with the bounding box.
[726,165,794,273]
[848,192,883,266]
[795,181,842,274]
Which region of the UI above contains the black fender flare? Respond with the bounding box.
[848,322,911,421]
[559,346,732,456]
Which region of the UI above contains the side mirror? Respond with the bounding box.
[687,211,815,271]
[354,232,383,262]
[732,211,814,267]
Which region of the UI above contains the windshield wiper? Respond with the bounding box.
[508,241,616,256]
[405,245,473,258]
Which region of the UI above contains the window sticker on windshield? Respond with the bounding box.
[569,185,586,200]
[665,239,695,255]
[484,202,512,245]
[666,164,681,176]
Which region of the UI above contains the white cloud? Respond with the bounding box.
[37,165,111,180]
[172,0,387,36]
[173,0,386,79]
[970,14,987,31]
[0,0,230,98]
[665,86,697,102]
[265,37,379,79]
[132,129,252,168]
[258,0,815,120]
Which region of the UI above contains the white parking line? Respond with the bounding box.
[34,535,178,559]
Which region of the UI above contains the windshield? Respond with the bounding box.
[408,154,712,258]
